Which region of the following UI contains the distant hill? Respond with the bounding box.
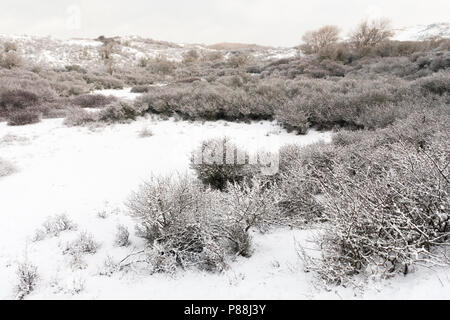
[207,42,272,50]
[0,35,296,69]
[393,23,450,41]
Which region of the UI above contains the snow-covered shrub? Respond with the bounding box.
[33,214,77,241]
[128,172,288,270]
[147,55,177,75]
[225,178,281,232]
[48,77,91,97]
[182,50,200,64]
[312,145,448,284]
[361,56,420,78]
[144,243,179,274]
[228,53,251,68]
[296,112,450,285]
[7,110,41,126]
[65,101,145,126]
[114,224,131,247]
[3,41,18,53]
[99,256,119,277]
[138,126,153,138]
[0,133,29,146]
[128,175,211,238]
[0,88,44,125]
[373,40,431,58]
[15,262,38,300]
[64,274,86,295]
[64,107,98,126]
[415,71,450,95]
[64,232,99,256]
[409,48,450,74]
[136,81,275,121]
[0,157,15,177]
[84,74,124,90]
[331,130,365,147]
[276,77,415,131]
[277,143,335,223]
[0,51,22,69]
[202,51,225,62]
[97,210,109,219]
[72,94,116,108]
[218,223,253,258]
[128,175,231,272]
[429,51,450,72]
[69,251,88,271]
[143,229,228,274]
[98,101,143,123]
[64,64,87,74]
[190,137,256,190]
[0,89,39,112]
[275,99,310,134]
[131,85,150,93]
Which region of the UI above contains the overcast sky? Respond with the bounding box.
[1,0,449,47]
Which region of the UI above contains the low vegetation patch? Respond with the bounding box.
[114,225,131,247]
[15,262,38,300]
[285,111,450,285]
[7,110,41,126]
[71,94,116,109]
[0,157,16,177]
[64,232,100,256]
[33,214,78,241]
[126,174,279,273]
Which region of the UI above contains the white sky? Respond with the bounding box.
[1,0,449,47]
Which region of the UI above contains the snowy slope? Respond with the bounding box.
[1,22,449,70]
[0,34,297,69]
[393,23,450,41]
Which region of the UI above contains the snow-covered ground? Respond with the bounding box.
[92,88,143,101]
[393,23,450,41]
[0,34,298,69]
[0,114,332,299]
[92,85,167,101]
[1,83,450,299]
[1,115,449,300]
[1,22,449,71]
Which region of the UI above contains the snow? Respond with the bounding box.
[253,48,299,61]
[1,35,449,297]
[393,23,450,41]
[1,110,449,299]
[66,39,103,47]
[92,86,167,101]
[1,114,448,299]
[92,88,142,101]
[0,33,300,69]
[1,22,449,70]
[0,115,335,299]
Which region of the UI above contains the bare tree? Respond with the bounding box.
[350,19,394,49]
[300,25,341,54]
